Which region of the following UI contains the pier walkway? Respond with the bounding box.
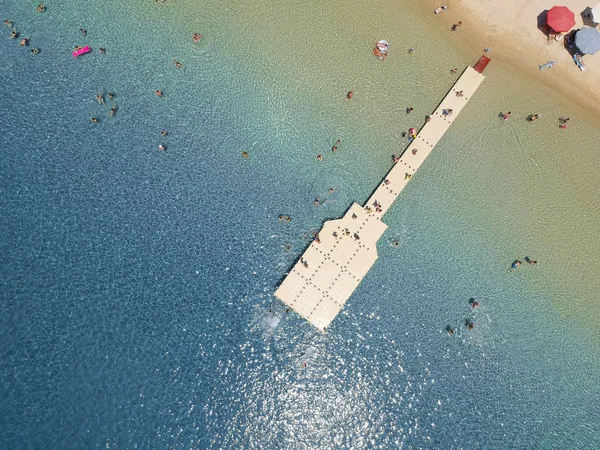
[275,63,488,331]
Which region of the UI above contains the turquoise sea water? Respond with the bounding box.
[1,0,600,448]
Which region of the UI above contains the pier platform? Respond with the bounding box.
[275,63,488,331]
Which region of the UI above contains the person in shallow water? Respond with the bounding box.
[508,260,521,272]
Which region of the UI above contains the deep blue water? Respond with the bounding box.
[2,1,600,449]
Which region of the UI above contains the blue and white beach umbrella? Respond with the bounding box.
[575,26,600,54]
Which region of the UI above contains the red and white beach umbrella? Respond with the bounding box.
[546,6,576,32]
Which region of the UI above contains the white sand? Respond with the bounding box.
[422,0,600,118]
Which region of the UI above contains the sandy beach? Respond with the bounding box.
[422,0,600,121]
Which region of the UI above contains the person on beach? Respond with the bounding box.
[455,91,463,97]
[412,149,418,155]
[405,173,411,180]
[451,22,462,32]
[442,109,453,116]
[501,112,511,120]
[508,260,521,273]
[451,68,458,73]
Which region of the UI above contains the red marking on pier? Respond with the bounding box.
[473,55,491,74]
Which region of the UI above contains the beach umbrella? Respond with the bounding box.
[575,27,600,54]
[591,3,600,24]
[546,6,576,32]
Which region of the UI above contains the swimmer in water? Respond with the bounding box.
[155,89,163,97]
[80,28,86,37]
[96,93,104,104]
[446,326,455,335]
[20,37,28,47]
[5,20,14,27]
[158,144,166,151]
[99,47,106,54]
[91,117,98,123]
[174,60,184,68]
[9,29,18,39]
[110,105,117,117]
[37,5,46,13]
[31,48,40,55]
[316,154,323,161]
[508,260,521,273]
[160,131,168,136]
[242,151,249,158]
[347,90,354,100]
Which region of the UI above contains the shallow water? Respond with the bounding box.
[1,0,599,448]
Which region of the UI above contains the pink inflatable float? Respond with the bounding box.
[72,46,91,57]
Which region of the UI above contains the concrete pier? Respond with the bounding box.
[275,63,488,331]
